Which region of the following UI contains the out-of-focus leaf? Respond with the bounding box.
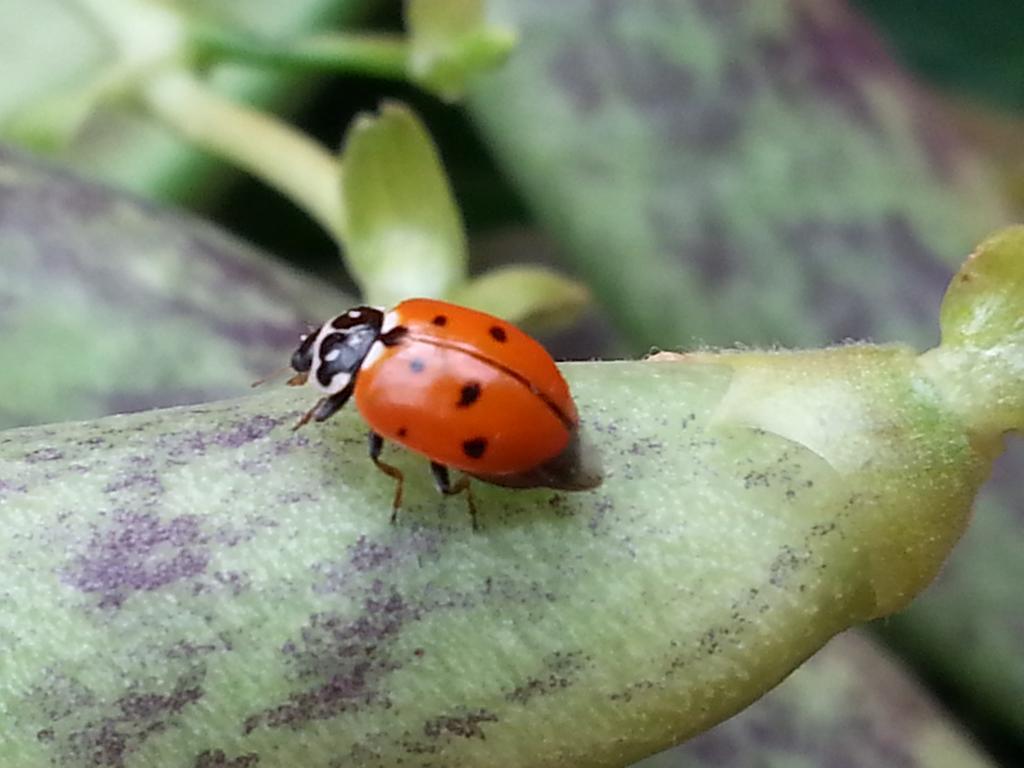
[406,0,517,100]
[930,95,1024,216]
[0,144,349,429]
[0,0,378,201]
[467,0,1023,743]
[0,0,101,125]
[450,264,590,333]
[469,0,1008,350]
[853,0,1024,110]
[635,632,994,768]
[139,69,347,245]
[3,77,110,153]
[4,225,1020,765]
[341,101,467,304]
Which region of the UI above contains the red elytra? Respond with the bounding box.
[287,298,600,527]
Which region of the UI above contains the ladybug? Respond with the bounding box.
[287,298,601,528]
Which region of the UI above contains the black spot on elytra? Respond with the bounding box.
[462,437,488,459]
[457,382,482,408]
[409,358,426,373]
[431,314,447,326]
[488,326,507,342]
[397,427,408,438]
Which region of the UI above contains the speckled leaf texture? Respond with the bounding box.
[3,224,1023,767]
[0,144,994,768]
[0,145,349,429]
[467,0,1024,745]
[8,224,1024,768]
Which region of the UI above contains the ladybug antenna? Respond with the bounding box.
[251,366,307,389]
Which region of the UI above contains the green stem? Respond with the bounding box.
[139,70,347,244]
[73,0,349,242]
[189,24,409,80]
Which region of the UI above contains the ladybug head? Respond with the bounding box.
[290,326,321,374]
[292,307,384,395]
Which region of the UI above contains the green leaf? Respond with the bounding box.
[467,0,1009,351]
[466,0,1024,742]
[406,0,517,100]
[939,227,1024,350]
[920,225,1024,443]
[2,237,1019,766]
[0,144,350,429]
[340,101,468,305]
[0,0,103,130]
[3,75,111,152]
[0,132,982,765]
[449,265,590,332]
[635,632,998,768]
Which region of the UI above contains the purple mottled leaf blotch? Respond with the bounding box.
[245,590,418,733]
[63,511,209,608]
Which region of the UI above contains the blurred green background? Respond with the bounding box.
[2,0,1023,766]
[212,0,1024,338]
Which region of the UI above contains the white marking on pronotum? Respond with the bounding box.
[322,371,352,395]
[362,340,386,370]
[305,323,336,392]
[381,309,400,334]
[324,349,341,363]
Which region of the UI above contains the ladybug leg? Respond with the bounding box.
[293,381,353,431]
[293,403,319,431]
[429,462,479,531]
[369,431,405,524]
